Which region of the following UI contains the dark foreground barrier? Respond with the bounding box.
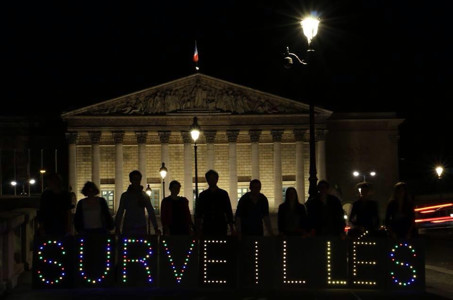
[32,235,425,291]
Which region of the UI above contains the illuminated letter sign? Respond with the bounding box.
[282,240,306,285]
[326,241,347,286]
[201,239,235,286]
[76,236,114,287]
[120,237,155,286]
[35,240,67,287]
[389,243,418,287]
[352,241,377,286]
[159,238,198,287]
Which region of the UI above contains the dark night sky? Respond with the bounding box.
[1,0,452,193]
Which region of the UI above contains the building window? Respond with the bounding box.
[150,190,160,215]
[101,190,114,211]
[282,187,288,201]
[238,187,248,200]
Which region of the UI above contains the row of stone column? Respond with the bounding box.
[66,129,326,211]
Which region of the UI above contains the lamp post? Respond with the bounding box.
[435,165,444,202]
[190,117,201,203]
[39,169,46,193]
[353,170,376,183]
[11,180,17,196]
[283,15,320,200]
[159,162,168,198]
[28,178,36,197]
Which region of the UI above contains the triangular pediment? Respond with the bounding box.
[62,73,331,117]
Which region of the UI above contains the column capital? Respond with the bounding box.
[204,130,217,144]
[88,131,102,144]
[271,129,284,142]
[158,131,171,143]
[293,129,305,142]
[226,130,240,143]
[181,131,192,144]
[112,131,125,144]
[249,129,262,143]
[65,132,78,144]
[135,131,148,144]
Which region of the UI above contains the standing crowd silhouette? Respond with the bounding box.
[36,169,417,241]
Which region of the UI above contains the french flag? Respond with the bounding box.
[193,41,199,63]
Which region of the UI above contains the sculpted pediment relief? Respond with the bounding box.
[63,74,320,117]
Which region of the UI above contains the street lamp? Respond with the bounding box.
[190,117,201,203]
[435,166,444,179]
[11,180,17,196]
[159,162,168,198]
[145,184,152,197]
[28,178,36,197]
[353,170,376,183]
[283,15,320,200]
[40,169,46,193]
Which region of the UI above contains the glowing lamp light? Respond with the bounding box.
[301,16,320,46]
[40,169,46,174]
[435,166,444,179]
[159,163,168,180]
[11,180,17,186]
[369,171,376,177]
[353,171,360,177]
[145,184,152,196]
[190,117,200,142]
[29,178,36,185]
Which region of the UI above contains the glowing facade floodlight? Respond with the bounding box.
[145,184,152,197]
[301,16,320,46]
[435,166,444,179]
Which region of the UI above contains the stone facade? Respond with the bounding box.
[62,73,402,215]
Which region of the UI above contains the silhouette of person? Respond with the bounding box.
[306,180,346,237]
[194,170,235,237]
[37,173,73,236]
[348,182,379,237]
[235,179,274,238]
[74,181,114,235]
[115,170,160,235]
[160,180,193,235]
[277,187,309,236]
[385,182,416,240]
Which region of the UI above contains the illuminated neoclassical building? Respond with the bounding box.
[62,73,402,216]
